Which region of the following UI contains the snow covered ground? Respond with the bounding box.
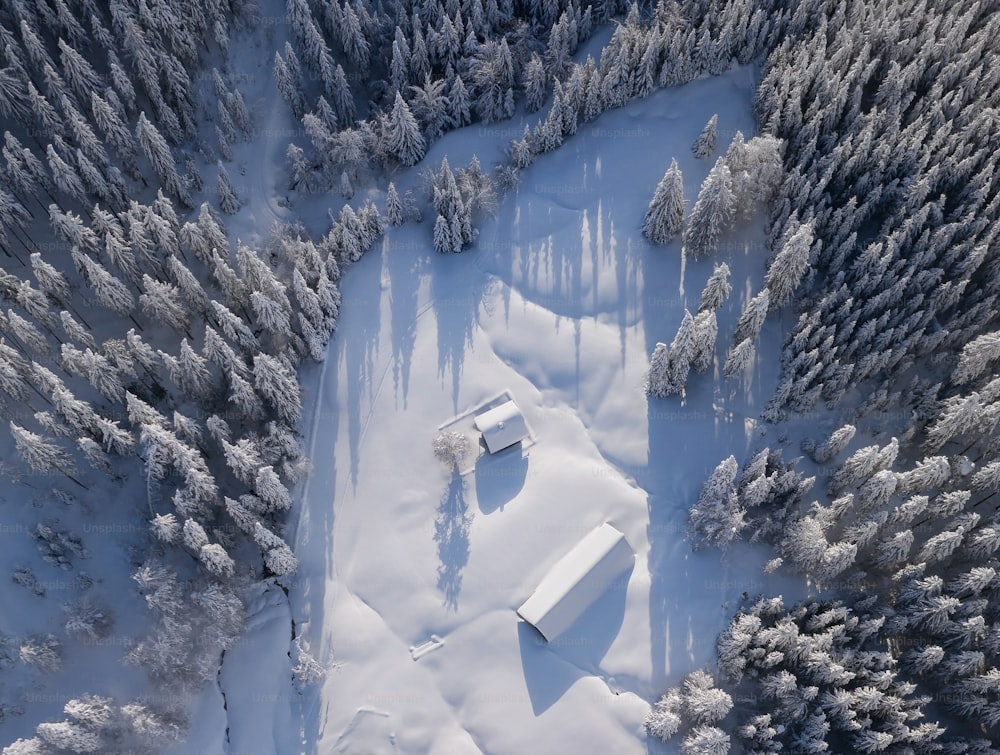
[215,64,808,755]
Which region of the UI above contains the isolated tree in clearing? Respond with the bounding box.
[433,431,469,467]
[692,114,718,158]
[643,158,685,244]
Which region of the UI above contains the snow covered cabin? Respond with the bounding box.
[517,523,635,642]
[474,399,528,454]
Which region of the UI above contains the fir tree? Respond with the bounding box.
[692,114,718,158]
[684,158,735,259]
[386,92,426,167]
[643,158,686,244]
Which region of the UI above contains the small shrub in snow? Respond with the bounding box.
[63,597,114,640]
[12,566,44,596]
[20,634,62,673]
[292,637,326,686]
[34,523,90,570]
[433,431,469,467]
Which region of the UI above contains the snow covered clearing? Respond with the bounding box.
[230,65,809,754]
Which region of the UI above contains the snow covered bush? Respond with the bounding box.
[20,634,62,673]
[433,431,469,468]
[292,637,326,687]
[692,115,718,158]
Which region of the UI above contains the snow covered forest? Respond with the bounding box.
[0,0,997,751]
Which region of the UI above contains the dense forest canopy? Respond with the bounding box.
[0,0,999,750]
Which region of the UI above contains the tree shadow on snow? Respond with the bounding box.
[474,444,528,514]
[430,252,487,414]
[341,251,387,493]
[517,560,632,715]
[384,234,424,410]
[435,470,473,610]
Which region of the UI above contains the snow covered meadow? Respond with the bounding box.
[198,65,801,754]
[4,0,1000,752]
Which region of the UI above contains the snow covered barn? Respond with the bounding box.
[517,523,635,642]
[474,399,528,454]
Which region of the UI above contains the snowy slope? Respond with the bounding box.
[247,64,810,755]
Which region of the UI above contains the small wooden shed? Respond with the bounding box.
[474,399,528,454]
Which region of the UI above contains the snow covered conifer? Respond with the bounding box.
[724,337,755,380]
[385,182,403,226]
[690,309,718,373]
[265,544,298,575]
[139,275,188,335]
[255,465,292,510]
[253,353,302,423]
[387,92,426,167]
[643,159,685,244]
[19,633,62,675]
[199,543,235,578]
[698,263,732,313]
[217,162,241,214]
[733,288,770,344]
[953,331,1000,385]
[30,253,72,308]
[251,291,292,337]
[10,422,79,485]
[645,342,670,398]
[150,513,180,543]
[433,431,469,467]
[682,669,733,724]
[692,114,718,158]
[135,112,187,203]
[681,726,730,754]
[765,222,813,308]
[814,424,855,463]
[689,455,744,549]
[228,369,265,419]
[684,159,734,259]
[523,55,548,112]
[646,689,683,740]
[666,309,695,393]
[450,75,472,128]
[182,518,209,551]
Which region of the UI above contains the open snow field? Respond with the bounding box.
[280,65,802,755]
[177,64,808,755]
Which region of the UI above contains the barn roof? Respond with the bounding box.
[516,523,635,642]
